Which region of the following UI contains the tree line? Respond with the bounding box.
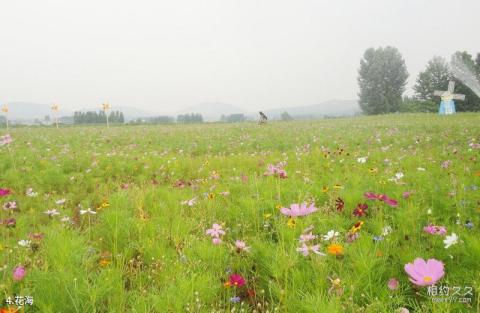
[73,111,125,124]
[358,47,480,114]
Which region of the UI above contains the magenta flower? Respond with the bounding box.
[228,274,246,287]
[13,265,26,281]
[364,192,382,200]
[3,217,16,227]
[404,258,445,286]
[402,191,413,199]
[280,203,318,217]
[0,188,11,197]
[423,224,447,236]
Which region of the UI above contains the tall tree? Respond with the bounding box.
[358,46,409,115]
[450,51,480,112]
[414,56,451,101]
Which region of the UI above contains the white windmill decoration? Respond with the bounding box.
[102,102,111,127]
[433,80,465,115]
[1,104,8,130]
[51,104,60,128]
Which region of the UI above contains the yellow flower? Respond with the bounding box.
[208,193,215,200]
[99,259,111,267]
[275,204,282,210]
[333,184,343,190]
[322,186,329,193]
[264,213,272,219]
[327,244,344,255]
[287,218,296,229]
[350,221,364,233]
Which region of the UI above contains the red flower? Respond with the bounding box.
[353,203,368,217]
[229,274,246,287]
[335,197,344,212]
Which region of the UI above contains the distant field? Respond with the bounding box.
[1,113,479,312]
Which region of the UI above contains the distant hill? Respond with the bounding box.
[263,99,360,119]
[179,102,246,121]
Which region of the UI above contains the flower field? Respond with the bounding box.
[1,113,479,312]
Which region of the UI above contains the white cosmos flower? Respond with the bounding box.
[18,240,31,247]
[357,157,367,164]
[443,233,459,249]
[382,226,393,236]
[80,208,97,215]
[55,199,66,205]
[322,230,339,241]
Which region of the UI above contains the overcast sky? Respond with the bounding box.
[1,0,479,114]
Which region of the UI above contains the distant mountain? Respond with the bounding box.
[179,102,246,121]
[2,102,153,121]
[263,99,360,119]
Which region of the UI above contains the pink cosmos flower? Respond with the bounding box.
[0,188,11,197]
[280,203,318,217]
[423,224,447,236]
[296,243,326,256]
[299,232,317,243]
[388,278,399,290]
[0,134,12,146]
[212,237,222,245]
[228,274,246,287]
[181,197,197,206]
[235,240,250,252]
[264,162,288,179]
[404,258,445,286]
[364,192,398,207]
[402,191,413,199]
[3,201,17,211]
[13,265,26,281]
[206,223,226,238]
[441,160,451,169]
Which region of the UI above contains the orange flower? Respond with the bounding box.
[99,259,111,267]
[327,244,344,256]
[1,308,19,313]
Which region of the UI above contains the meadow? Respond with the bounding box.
[1,113,479,313]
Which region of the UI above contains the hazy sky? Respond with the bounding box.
[1,0,479,114]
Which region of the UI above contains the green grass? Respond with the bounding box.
[1,113,479,312]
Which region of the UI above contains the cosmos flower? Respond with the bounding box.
[404,258,444,286]
[357,157,367,163]
[364,192,398,206]
[13,265,26,281]
[206,223,226,238]
[17,240,31,247]
[79,208,97,215]
[280,203,318,217]
[322,230,339,241]
[227,274,246,287]
[2,201,18,211]
[443,233,459,248]
[0,188,11,197]
[299,232,317,243]
[55,199,66,205]
[264,162,287,179]
[0,134,12,146]
[181,197,197,206]
[235,240,250,253]
[423,224,447,236]
[43,209,60,217]
[3,218,16,227]
[441,160,451,169]
[388,278,399,290]
[297,243,326,256]
[25,188,38,197]
[353,203,368,217]
[346,232,360,243]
